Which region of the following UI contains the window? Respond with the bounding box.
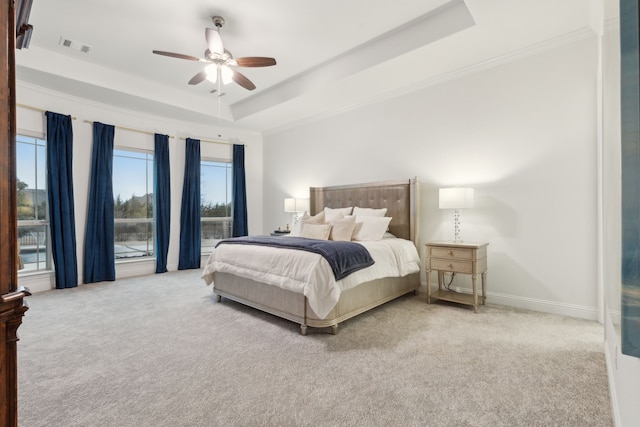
[16,134,50,272]
[201,159,232,253]
[113,149,154,260]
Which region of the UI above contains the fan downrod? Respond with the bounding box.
[212,16,225,29]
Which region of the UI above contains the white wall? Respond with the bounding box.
[16,83,263,292]
[263,35,599,319]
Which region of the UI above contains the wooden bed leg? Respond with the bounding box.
[301,296,308,335]
[331,324,338,335]
[216,294,222,303]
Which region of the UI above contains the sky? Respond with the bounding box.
[16,135,45,191]
[113,150,151,200]
[201,160,231,206]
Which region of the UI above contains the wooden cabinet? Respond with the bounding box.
[1,2,30,425]
[425,241,488,313]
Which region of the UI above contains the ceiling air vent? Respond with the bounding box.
[59,37,91,53]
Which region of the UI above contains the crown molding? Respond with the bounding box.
[264,26,596,137]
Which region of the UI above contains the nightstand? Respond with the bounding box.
[425,241,488,313]
[270,230,290,236]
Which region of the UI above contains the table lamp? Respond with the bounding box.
[439,188,474,242]
[284,197,310,227]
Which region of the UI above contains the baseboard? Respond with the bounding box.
[420,282,599,320]
[604,336,622,427]
[609,309,622,327]
[482,290,599,320]
[115,259,155,278]
[19,261,192,293]
[17,271,55,293]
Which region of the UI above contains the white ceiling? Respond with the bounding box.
[15,0,595,134]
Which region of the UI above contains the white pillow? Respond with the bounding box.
[353,207,387,217]
[290,211,325,236]
[329,215,356,241]
[324,207,353,222]
[352,216,392,241]
[306,211,326,224]
[301,223,332,240]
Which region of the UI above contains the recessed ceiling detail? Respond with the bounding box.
[15,0,595,133]
[230,0,475,122]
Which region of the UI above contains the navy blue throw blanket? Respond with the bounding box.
[215,236,374,281]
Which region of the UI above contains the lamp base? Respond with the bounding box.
[453,209,461,242]
[291,213,303,226]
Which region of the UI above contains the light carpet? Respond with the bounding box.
[17,269,612,426]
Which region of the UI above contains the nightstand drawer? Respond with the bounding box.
[429,246,473,260]
[429,258,473,274]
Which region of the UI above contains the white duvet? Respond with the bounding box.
[201,237,421,319]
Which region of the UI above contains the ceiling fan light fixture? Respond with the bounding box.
[205,63,218,83]
[152,15,275,91]
[221,65,233,85]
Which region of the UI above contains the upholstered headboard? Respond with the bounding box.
[309,178,419,243]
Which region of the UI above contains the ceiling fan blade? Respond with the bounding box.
[235,57,277,67]
[188,71,207,85]
[153,50,202,62]
[232,70,256,91]
[205,28,224,55]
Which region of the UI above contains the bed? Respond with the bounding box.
[202,178,420,335]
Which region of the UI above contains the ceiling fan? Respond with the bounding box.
[152,16,276,91]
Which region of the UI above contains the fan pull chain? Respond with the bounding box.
[218,71,222,137]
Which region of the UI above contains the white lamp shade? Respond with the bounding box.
[221,65,233,85]
[439,188,474,209]
[205,64,217,83]
[284,197,310,213]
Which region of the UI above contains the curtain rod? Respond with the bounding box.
[84,120,175,139]
[17,104,230,143]
[17,103,77,120]
[178,136,243,147]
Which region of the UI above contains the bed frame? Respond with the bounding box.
[213,178,420,335]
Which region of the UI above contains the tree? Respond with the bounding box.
[17,178,33,220]
[201,201,231,217]
[114,194,125,218]
[114,193,153,218]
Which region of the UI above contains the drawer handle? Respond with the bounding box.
[448,263,453,268]
[448,251,454,256]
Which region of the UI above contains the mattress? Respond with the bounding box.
[201,236,420,319]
